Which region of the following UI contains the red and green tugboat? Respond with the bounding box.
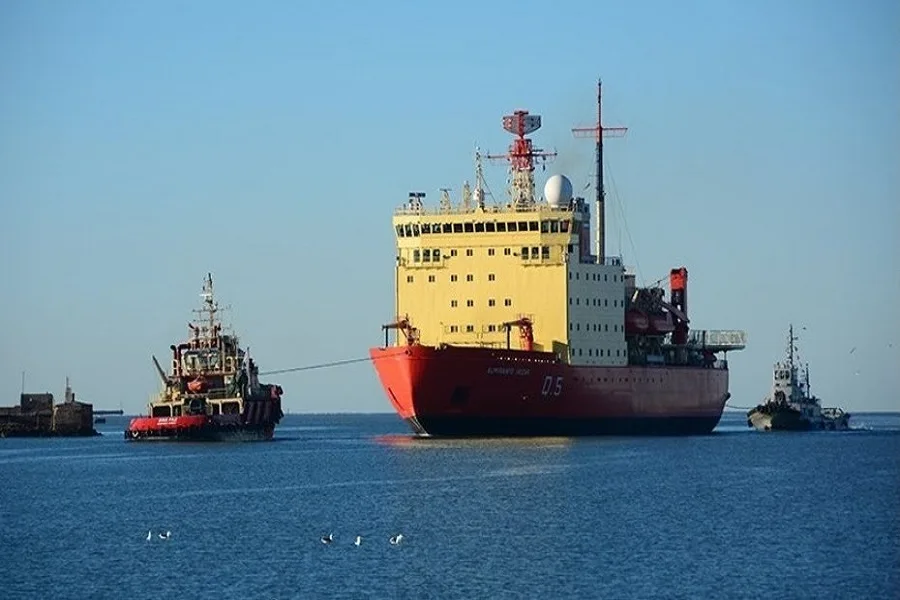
[125,274,284,441]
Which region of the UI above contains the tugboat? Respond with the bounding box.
[747,325,850,432]
[125,274,284,441]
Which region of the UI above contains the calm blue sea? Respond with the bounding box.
[0,411,897,599]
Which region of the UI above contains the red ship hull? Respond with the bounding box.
[125,413,277,442]
[369,345,730,437]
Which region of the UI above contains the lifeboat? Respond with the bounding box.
[624,310,650,335]
[647,312,675,335]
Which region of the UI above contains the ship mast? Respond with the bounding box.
[572,79,628,264]
[788,323,796,372]
[486,112,556,209]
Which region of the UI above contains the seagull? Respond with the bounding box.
[321,533,333,545]
[389,534,403,545]
[146,530,152,541]
[354,536,362,546]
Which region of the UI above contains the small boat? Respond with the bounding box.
[747,325,850,432]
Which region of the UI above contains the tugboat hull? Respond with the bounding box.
[747,407,810,432]
[125,414,277,442]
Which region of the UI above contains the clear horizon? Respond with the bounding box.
[1,0,898,414]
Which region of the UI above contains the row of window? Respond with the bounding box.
[570,323,623,333]
[570,271,621,282]
[570,298,622,308]
[445,323,530,333]
[448,299,514,308]
[412,246,555,263]
[572,348,624,357]
[406,274,498,283]
[397,219,573,238]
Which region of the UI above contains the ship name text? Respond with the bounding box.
[486,366,531,376]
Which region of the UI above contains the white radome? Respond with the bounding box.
[544,174,573,208]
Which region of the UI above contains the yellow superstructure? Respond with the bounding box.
[391,189,630,367]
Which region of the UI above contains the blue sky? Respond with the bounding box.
[1,0,897,414]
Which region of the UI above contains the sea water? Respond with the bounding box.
[1,412,897,599]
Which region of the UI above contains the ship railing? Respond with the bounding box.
[670,329,747,352]
[393,203,577,217]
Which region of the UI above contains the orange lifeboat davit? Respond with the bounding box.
[625,310,650,335]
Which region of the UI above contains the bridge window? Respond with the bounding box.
[521,247,529,259]
[507,222,517,231]
[466,300,474,307]
[531,246,539,259]
[433,249,440,261]
[453,223,463,233]
[488,274,495,281]
[475,222,485,232]
[488,324,497,332]
[421,224,431,234]
[528,221,538,231]
[466,274,473,281]
[464,222,474,233]
[451,274,458,282]
[550,220,559,233]
[504,299,512,306]
[488,248,495,256]
[504,248,511,255]
[442,223,452,233]
[466,325,474,332]
[396,225,405,237]
[541,246,549,260]
[561,221,570,233]
[412,224,420,236]
[541,221,549,233]
[428,275,435,283]
[450,249,458,257]
[413,250,420,262]
[407,276,414,283]
[451,300,458,307]
[486,222,496,232]
[488,299,495,306]
[423,249,431,262]
[497,222,507,232]
[450,325,458,333]
[466,249,473,256]
[518,221,528,231]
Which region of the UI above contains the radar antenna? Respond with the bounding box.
[486,111,557,210]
